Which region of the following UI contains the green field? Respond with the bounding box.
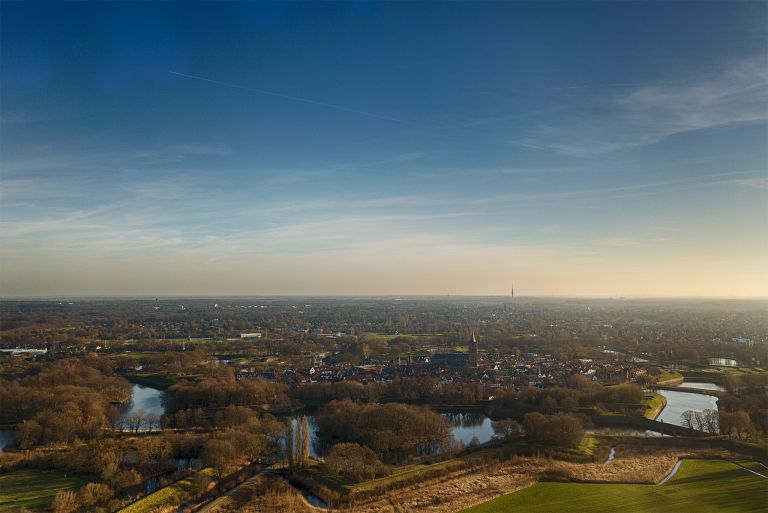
[0,469,86,512]
[459,459,767,513]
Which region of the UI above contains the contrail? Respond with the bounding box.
[169,71,409,124]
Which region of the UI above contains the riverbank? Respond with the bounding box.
[655,373,684,386]
[642,392,667,420]
[652,384,722,398]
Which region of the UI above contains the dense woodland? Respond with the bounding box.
[315,400,451,457]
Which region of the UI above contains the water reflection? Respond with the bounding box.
[445,413,495,446]
[283,416,324,458]
[304,493,328,508]
[141,458,200,494]
[655,389,718,428]
[678,382,725,392]
[0,430,15,452]
[143,476,162,494]
[118,384,166,431]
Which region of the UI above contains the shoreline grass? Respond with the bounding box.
[641,392,667,420]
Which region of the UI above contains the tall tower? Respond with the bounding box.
[511,283,514,298]
[469,331,479,368]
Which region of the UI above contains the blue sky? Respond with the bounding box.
[1,1,766,297]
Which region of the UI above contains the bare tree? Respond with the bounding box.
[493,418,520,440]
[300,416,311,467]
[733,410,752,440]
[680,410,695,430]
[702,409,719,434]
[693,411,705,431]
[145,412,159,432]
[128,412,145,433]
[719,411,735,438]
[285,423,294,471]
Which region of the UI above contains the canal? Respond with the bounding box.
[654,382,719,429]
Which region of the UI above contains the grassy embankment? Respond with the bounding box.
[655,372,684,385]
[300,447,496,499]
[115,468,215,513]
[0,469,86,512]
[641,392,667,420]
[302,434,602,501]
[458,459,767,513]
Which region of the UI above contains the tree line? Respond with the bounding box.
[315,400,451,458]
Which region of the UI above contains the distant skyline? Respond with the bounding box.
[1,1,767,298]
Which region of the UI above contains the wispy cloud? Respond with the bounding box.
[0,208,108,237]
[514,58,768,156]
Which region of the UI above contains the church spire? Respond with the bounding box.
[469,330,478,368]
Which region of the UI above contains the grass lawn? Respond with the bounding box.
[0,469,86,512]
[116,468,215,513]
[458,459,767,513]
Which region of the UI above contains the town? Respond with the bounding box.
[0,297,765,513]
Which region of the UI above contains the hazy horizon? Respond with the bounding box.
[3,293,768,302]
[2,1,767,298]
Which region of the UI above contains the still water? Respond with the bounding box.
[0,430,15,452]
[445,413,496,446]
[678,382,725,392]
[655,388,718,429]
[118,384,166,431]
